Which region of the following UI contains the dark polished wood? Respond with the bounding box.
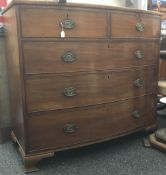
[157,7,166,80]
[111,12,161,38]
[25,67,158,112]
[11,131,54,173]
[3,0,161,172]
[2,0,163,16]
[28,95,156,152]
[23,41,159,74]
[3,6,26,150]
[20,7,107,38]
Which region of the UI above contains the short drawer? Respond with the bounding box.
[25,66,158,112]
[20,7,107,38]
[23,41,159,74]
[111,12,160,38]
[27,95,156,152]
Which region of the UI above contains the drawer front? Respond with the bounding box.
[111,12,160,38]
[20,8,107,38]
[25,67,158,112]
[23,41,159,74]
[27,95,156,152]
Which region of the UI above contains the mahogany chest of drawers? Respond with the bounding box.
[3,0,161,172]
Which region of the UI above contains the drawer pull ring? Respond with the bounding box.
[64,123,78,133]
[64,87,77,97]
[135,50,144,59]
[60,19,75,29]
[133,79,143,88]
[132,110,141,119]
[136,22,144,32]
[61,52,76,63]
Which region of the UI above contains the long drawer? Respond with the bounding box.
[23,41,159,74]
[27,95,156,152]
[20,7,107,38]
[20,7,160,39]
[25,66,158,112]
[111,12,160,38]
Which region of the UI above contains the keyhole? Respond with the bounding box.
[105,73,111,80]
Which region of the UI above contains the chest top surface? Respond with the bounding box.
[2,0,162,16]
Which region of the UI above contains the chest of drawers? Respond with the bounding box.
[3,0,161,172]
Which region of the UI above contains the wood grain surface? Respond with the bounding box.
[25,66,158,112]
[23,41,159,74]
[27,95,156,152]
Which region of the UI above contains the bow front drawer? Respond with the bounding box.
[27,95,156,152]
[111,12,160,38]
[25,67,157,112]
[23,41,159,74]
[20,7,107,38]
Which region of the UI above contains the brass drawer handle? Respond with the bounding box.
[134,50,144,59]
[64,123,79,133]
[61,51,76,63]
[60,19,75,29]
[136,22,144,32]
[64,87,77,97]
[133,79,143,88]
[132,110,141,119]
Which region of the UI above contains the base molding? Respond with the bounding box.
[0,127,11,143]
[11,131,54,173]
[10,124,156,173]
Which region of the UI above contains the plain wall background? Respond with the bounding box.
[0,34,11,143]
